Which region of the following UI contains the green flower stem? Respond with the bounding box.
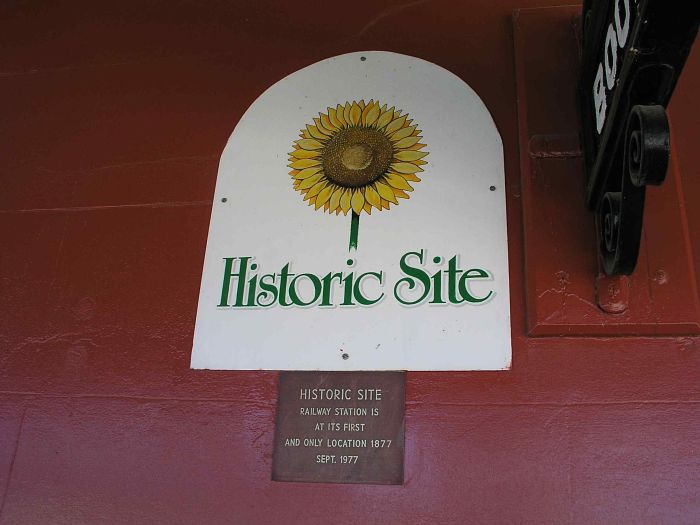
[349,212,360,251]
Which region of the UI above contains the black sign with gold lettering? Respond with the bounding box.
[272,371,405,484]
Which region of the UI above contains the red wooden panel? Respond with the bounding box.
[514,6,700,336]
[0,207,243,399]
[0,402,24,506]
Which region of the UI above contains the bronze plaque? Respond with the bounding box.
[272,371,405,485]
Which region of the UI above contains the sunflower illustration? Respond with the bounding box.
[288,100,428,250]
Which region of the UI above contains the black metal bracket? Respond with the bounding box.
[578,0,699,275]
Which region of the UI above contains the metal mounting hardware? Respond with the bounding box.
[598,104,670,274]
[579,0,699,275]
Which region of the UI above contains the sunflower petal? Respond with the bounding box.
[375,107,394,129]
[365,186,382,209]
[340,189,352,214]
[393,136,421,149]
[290,148,320,159]
[366,106,381,127]
[394,150,429,161]
[380,198,390,210]
[401,172,421,182]
[351,190,365,214]
[314,117,333,136]
[393,189,410,199]
[328,107,342,129]
[314,186,333,209]
[390,125,417,142]
[296,138,324,151]
[315,185,334,209]
[306,124,327,141]
[391,162,422,174]
[349,102,362,125]
[343,102,352,125]
[329,187,343,211]
[375,181,398,204]
[361,101,377,126]
[363,202,372,214]
[294,166,322,180]
[306,180,327,199]
[385,172,413,191]
[289,158,320,170]
[298,172,324,189]
[336,104,347,127]
[385,114,408,135]
[320,113,336,132]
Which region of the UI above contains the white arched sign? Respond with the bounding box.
[191,51,511,370]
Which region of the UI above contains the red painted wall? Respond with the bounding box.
[1,1,699,523]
